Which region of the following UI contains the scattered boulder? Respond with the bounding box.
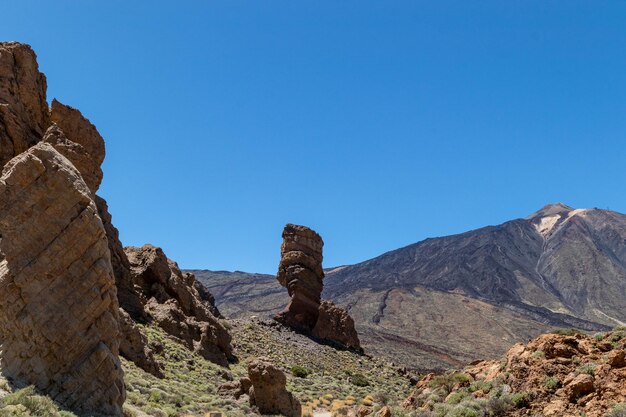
[247,358,301,417]
[375,406,391,417]
[0,143,125,416]
[565,373,594,401]
[274,224,361,350]
[125,244,233,366]
[608,350,626,368]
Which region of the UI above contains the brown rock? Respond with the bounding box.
[0,143,124,416]
[218,377,252,400]
[375,406,391,417]
[0,42,49,167]
[607,350,626,368]
[312,300,361,350]
[565,373,594,401]
[118,309,163,378]
[126,244,233,366]
[275,224,325,332]
[247,358,301,417]
[356,405,373,417]
[95,196,146,321]
[42,123,103,193]
[274,224,361,350]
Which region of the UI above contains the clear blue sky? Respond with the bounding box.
[3,2,626,273]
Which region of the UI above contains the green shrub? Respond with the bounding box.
[428,373,472,393]
[0,386,77,417]
[532,350,545,358]
[606,403,626,417]
[509,391,531,408]
[468,380,493,393]
[594,332,607,341]
[291,365,312,378]
[544,376,560,391]
[350,373,370,387]
[552,328,583,336]
[578,363,597,376]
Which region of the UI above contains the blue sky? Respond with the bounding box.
[3,2,626,273]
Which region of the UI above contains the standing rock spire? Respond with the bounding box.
[275,224,325,332]
[275,224,361,350]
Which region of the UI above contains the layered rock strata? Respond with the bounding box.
[274,224,361,350]
[0,143,125,416]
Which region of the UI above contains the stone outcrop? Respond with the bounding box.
[404,330,626,417]
[312,300,361,350]
[0,143,125,416]
[275,224,361,350]
[0,42,49,167]
[118,309,164,378]
[248,358,301,417]
[125,244,233,366]
[275,224,325,332]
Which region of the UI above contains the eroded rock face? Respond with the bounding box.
[0,42,49,167]
[125,244,233,366]
[0,143,125,416]
[118,309,164,378]
[274,224,361,350]
[275,224,325,332]
[312,300,361,350]
[248,358,301,417]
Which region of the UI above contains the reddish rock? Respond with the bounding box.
[565,374,594,401]
[608,350,626,368]
[248,358,301,417]
[375,406,391,417]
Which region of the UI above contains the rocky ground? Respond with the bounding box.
[404,327,626,417]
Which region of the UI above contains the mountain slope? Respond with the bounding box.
[193,204,626,371]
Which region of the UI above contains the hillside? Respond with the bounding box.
[193,204,626,371]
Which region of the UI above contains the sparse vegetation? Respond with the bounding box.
[291,365,312,378]
[606,403,626,417]
[543,376,559,391]
[552,328,584,336]
[577,363,597,375]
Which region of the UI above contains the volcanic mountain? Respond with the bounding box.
[193,203,626,370]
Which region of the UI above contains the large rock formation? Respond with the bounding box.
[275,224,325,332]
[0,143,125,416]
[248,358,301,417]
[0,42,49,167]
[312,300,361,350]
[125,244,233,366]
[275,224,361,350]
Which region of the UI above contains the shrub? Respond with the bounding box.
[578,363,597,376]
[606,403,626,417]
[373,392,390,405]
[350,373,370,387]
[552,328,583,336]
[509,392,531,408]
[544,376,560,391]
[468,380,493,393]
[484,396,512,416]
[291,366,312,378]
[428,373,472,394]
[532,350,545,358]
[594,332,607,341]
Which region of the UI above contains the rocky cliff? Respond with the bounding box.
[0,41,231,415]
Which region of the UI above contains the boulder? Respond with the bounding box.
[312,300,361,350]
[0,143,125,416]
[565,373,594,401]
[125,244,233,366]
[247,358,301,417]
